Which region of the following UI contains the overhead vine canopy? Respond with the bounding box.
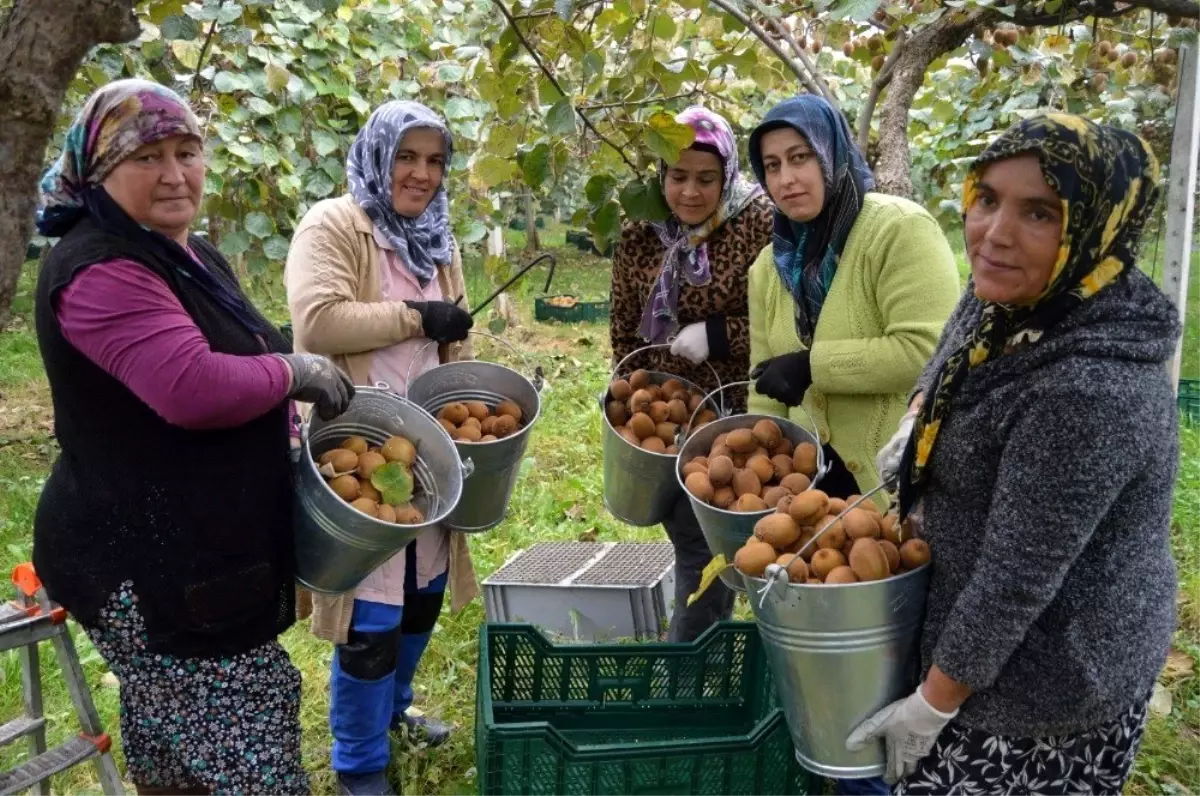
[0,0,1196,324]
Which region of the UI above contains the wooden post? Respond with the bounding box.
[1163,39,1199,389]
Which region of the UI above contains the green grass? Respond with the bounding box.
[0,242,1196,794]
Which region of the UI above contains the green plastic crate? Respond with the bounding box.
[475,621,816,796]
[1180,379,1199,425]
[534,295,610,324]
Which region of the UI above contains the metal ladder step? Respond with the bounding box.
[0,716,45,749]
[0,735,102,795]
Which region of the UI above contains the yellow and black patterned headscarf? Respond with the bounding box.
[897,113,1160,518]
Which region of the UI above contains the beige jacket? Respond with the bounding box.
[285,194,479,645]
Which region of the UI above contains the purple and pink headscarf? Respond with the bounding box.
[639,106,762,344]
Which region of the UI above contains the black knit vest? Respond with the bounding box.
[33,218,296,658]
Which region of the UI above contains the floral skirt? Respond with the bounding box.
[895,701,1149,795]
[82,582,310,795]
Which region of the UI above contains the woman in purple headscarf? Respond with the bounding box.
[610,106,773,643]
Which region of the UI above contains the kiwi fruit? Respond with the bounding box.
[774,437,793,457]
[752,419,783,450]
[480,415,496,436]
[779,473,811,494]
[727,428,757,454]
[629,369,651,390]
[693,456,709,468]
[732,468,762,498]
[850,494,882,516]
[350,497,379,517]
[747,454,775,485]
[376,504,397,524]
[381,436,416,466]
[667,399,688,424]
[694,409,718,428]
[788,491,829,525]
[776,493,795,515]
[649,402,671,424]
[1121,51,1137,67]
[844,509,881,540]
[394,503,425,524]
[465,401,489,421]
[357,451,387,480]
[324,448,360,474]
[493,415,518,438]
[438,418,457,435]
[754,513,801,549]
[462,416,482,430]
[481,434,498,442]
[640,436,667,454]
[647,384,664,402]
[661,378,683,396]
[685,471,715,502]
[629,412,655,441]
[849,538,891,581]
[710,443,734,461]
[610,379,632,402]
[879,540,901,574]
[441,403,469,425]
[763,486,791,508]
[686,393,703,412]
[777,553,808,581]
[341,436,369,455]
[841,538,857,561]
[630,389,654,415]
[734,541,777,577]
[665,445,679,455]
[771,454,794,480]
[712,486,736,509]
[882,519,903,547]
[827,497,848,515]
[825,566,859,585]
[682,461,708,478]
[810,548,846,580]
[900,539,931,569]
[655,422,678,446]
[792,442,818,476]
[496,400,523,423]
[814,515,847,550]
[330,474,361,501]
[735,494,769,512]
[456,424,483,442]
[359,479,382,503]
[619,427,641,446]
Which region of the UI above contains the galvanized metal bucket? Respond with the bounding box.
[745,564,931,779]
[676,381,828,593]
[406,332,542,533]
[600,344,722,527]
[294,386,469,594]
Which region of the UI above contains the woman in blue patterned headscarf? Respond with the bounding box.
[285,100,478,796]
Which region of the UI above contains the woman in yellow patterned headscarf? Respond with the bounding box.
[851,114,1180,793]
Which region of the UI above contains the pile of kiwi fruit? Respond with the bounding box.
[604,369,717,455]
[681,419,820,512]
[436,399,524,443]
[732,489,930,585]
[316,434,426,524]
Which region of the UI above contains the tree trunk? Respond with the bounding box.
[523,191,540,253]
[873,10,981,197]
[0,0,140,329]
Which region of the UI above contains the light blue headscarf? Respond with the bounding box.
[346,101,453,287]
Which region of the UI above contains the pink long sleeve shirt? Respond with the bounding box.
[54,259,292,431]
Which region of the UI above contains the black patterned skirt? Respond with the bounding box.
[82,582,310,795]
[895,701,1148,795]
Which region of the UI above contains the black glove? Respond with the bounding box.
[751,351,813,407]
[405,300,473,344]
[277,354,355,420]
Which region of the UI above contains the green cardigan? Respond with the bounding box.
[748,192,960,506]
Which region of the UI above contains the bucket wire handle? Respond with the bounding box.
[608,343,725,417]
[755,479,896,608]
[681,381,829,487]
[402,330,544,398]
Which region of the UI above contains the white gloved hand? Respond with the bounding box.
[845,687,958,784]
[876,408,917,485]
[669,322,709,364]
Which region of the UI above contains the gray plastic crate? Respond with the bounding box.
[482,542,675,642]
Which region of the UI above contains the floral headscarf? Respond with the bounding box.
[346,101,453,288]
[897,113,1162,517]
[748,95,876,347]
[639,106,762,344]
[37,78,203,237]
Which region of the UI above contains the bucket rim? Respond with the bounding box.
[744,561,931,590]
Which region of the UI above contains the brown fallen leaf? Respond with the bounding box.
[1161,648,1195,681]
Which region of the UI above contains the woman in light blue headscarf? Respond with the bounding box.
[284,100,479,796]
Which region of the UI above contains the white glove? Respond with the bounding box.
[876,408,917,486]
[669,322,709,364]
[845,687,957,784]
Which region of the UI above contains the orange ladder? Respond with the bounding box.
[0,564,123,795]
